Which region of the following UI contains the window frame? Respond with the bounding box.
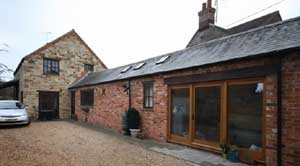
[84,64,94,72]
[80,89,94,107]
[43,58,60,75]
[143,81,154,110]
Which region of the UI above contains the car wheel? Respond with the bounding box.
[25,120,31,126]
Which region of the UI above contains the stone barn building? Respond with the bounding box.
[10,30,107,119]
[69,1,300,166]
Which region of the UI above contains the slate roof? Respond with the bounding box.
[228,11,282,34]
[187,11,282,47]
[186,24,229,47]
[69,16,300,89]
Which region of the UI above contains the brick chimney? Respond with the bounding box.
[198,0,216,30]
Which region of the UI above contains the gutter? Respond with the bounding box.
[128,79,131,108]
[277,56,283,166]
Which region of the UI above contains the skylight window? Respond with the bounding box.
[156,56,170,64]
[134,62,146,70]
[121,66,132,73]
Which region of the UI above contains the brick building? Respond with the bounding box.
[69,1,300,166]
[3,30,107,119]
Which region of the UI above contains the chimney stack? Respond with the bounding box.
[198,0,216,30]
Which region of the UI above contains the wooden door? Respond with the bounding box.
[192,84,223,148]
[168,86,191,143]
[38,91,59,120]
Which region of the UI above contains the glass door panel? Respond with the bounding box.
[170,88,190,139]
[228,82,264,161]
[194,86,221,145]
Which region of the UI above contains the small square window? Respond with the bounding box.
[43,59,59,75]
[80,89,94,107]
[84,64,94,72]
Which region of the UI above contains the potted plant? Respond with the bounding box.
[126,107,141,137]
[220,144,230,159]
[227,145,240,162]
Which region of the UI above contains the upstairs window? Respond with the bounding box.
[43,58,59,75]
[84,64,94,72]
[143,81,153,109]
[80,89,94,107]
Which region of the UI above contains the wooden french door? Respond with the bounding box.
[191,83,224,149]
[168,86,191,143]
[168,78,265,162]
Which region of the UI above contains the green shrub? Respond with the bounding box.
[126,107,140,129]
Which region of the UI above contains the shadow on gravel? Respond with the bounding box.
[0,125,29,129]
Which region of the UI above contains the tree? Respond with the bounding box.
[0,44,13,82]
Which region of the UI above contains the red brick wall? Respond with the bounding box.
[75,81,129,132]
[73,54,300,166]
[281,53,300,166]
[130,76,169,141]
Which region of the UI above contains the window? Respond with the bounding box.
[143,81,153,109]
[170,88,190,138]
[80,89,94,107]
[121,66,132,73]
[195,86,221,143]
[134,62,146,70]
[156,56,170,64]
[84,64,94,72]
[227,82,263,151]
[43,59,59,74]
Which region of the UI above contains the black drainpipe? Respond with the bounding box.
[128,80,131,108]
[277,57,282,166]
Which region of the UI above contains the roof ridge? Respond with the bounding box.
[14,29,107,74]
[227,11,281,30]
[14,29,76,74]
[189,15,300,49]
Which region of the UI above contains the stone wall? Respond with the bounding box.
[17,31,105,119]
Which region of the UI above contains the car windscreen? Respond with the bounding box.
[0,102,24,109]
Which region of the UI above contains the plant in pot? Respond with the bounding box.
[126,107,141,137]
[220,144,230,159]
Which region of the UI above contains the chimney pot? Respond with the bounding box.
[202,3,207,11]
[198,0,216,30]
[207,0,212,8]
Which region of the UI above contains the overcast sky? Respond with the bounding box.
[0,0,299,80]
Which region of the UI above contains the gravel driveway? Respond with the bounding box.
[0,121,194,166]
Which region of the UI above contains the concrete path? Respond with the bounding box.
[150,145,247,166]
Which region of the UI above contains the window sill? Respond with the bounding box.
[81,105,93,112]
[143,108,153,112]
[43,73,59,76]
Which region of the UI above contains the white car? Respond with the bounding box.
[0,100,30,126]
